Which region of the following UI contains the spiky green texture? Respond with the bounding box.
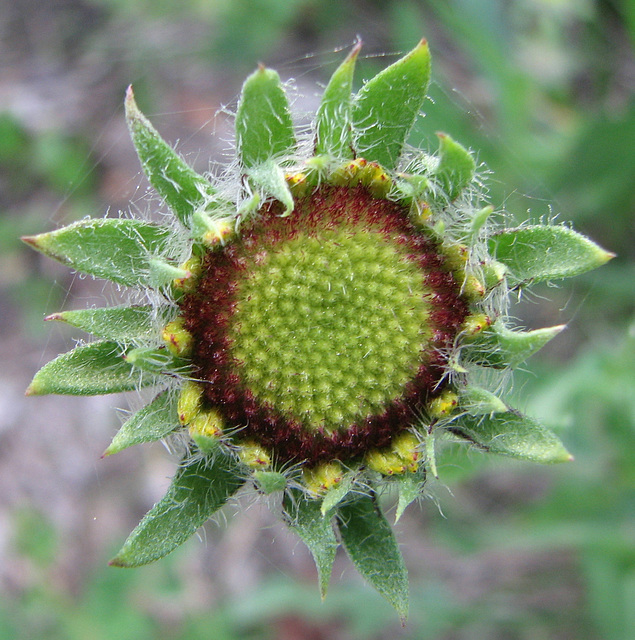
[109,454,243,568]
[22,39,613,618]
[23,219,171,288]
[353,39,431,169]
[337,494,409,621]
[126,87,223,225]
[490,225,614,285]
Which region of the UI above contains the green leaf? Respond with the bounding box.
[336,493,409,620]
[465,321,565,369]
[22,219,171,288]
[449,410,573,464]
[236,66,296,169]
[110,454,244,567]
[394,468,426,523]
[26,340,152,396]
[45,305,156,342]
[459,386,508,415]
[284,491,338,598]
[104,390,179,456]
[489,225,615,285]
[434,132,475,201]
[314,41,361,158]
[352,39,431,170]
[246,159,294,216]
[126,87,222,226]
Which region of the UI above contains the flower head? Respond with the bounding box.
[23,39,613,617]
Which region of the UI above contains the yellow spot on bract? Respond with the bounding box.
[303,462,343,496]
[429,390,459,418]
[161,318,193,357]
[177,381,203,425]
[462,313,492,336]
[238,442,272,468]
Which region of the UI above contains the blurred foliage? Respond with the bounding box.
[3,0,633,638]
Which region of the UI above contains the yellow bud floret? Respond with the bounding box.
[238,442,272,468]
[172,256,202,291]
[442,243,469,271]
[303,462,343,496]
[285,172,310,198]
[330,158,368,186]
[365,432,421,476]
[391,432,421,472]
[161,317,193,357]
[429,390,459,418]
[359,162,392,198]
[462,313,492,337]
[189,409,223,453]
[462,274,486,300]
[365,449,407,475]
[202,218,234,247]
[177,381,203,425]
[189,409,223,439]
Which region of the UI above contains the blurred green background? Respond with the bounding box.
[1,0,633,638]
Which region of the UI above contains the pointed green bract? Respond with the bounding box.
[395,468,426,523]
[22,219,171,288]
[314,41,361,159]
[253,470,287,494]
[465,321,565,369]
[451,410,572,464]
[434,133,476,201]
[490,225,615,285]
[26,341,151,396]
[236,66,296,170]
[460,386,508,415]
[126,87,221,226]
[46,306,156,342]
[124,347,187,375]
[352,39,431,169]
[110,454,244,567]
[147,258,190,289]
[470,205,494,240]
[246,159,294,216]
[320,471,354,515]
[284,492,338,598]
[104,390,179,456]
[337,494,409,620]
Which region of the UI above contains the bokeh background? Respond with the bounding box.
[1,1,633,638]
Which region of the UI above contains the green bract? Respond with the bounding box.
[24,40,613,617]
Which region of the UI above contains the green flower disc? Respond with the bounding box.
[229,225,432,433]
[184,186,467,463]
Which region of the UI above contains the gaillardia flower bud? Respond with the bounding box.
[23,39,613,618]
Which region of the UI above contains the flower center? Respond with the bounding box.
[229,226,432,433]
[182,185,467,464]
